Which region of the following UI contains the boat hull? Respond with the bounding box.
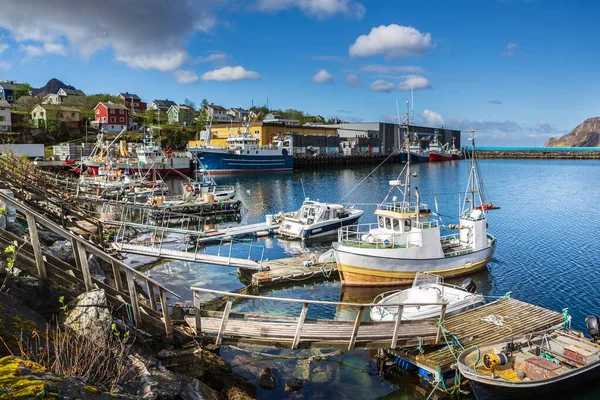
[334,234,496,287]
[407,152,429,163]
[192,149,293,175]
[281,214,363,240]
[85,160,191,177]
[428,152,451,162]
[464,358,600,400]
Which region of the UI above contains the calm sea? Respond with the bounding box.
[136,159,600,399]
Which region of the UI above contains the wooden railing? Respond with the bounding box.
[0,191,180,338]
[190,287,448,350]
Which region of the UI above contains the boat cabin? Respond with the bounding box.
[293,200,349,225]
[374,201,433,234]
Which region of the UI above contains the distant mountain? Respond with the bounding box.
[32,78,81,97]
[545,117,600,147]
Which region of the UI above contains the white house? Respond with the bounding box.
[226,107,250,122]
[42,87,85,104]
[263,113,299,126]
[206,104,234,123]
[0,100,11,132]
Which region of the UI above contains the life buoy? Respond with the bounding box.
[185,183,193,193]
[183,206,190,213]
[232,201,240,210]
[211,203,217,211]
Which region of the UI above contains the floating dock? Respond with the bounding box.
[198,221,281,243]
[386,297,564,381]
[245,254,339,287]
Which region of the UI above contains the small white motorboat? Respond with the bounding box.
[278,198,364,240]
[369,272,485,321]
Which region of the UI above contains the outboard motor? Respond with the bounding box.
[585,315,600,341]
[460,278,477,294]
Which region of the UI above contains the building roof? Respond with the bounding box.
[0,100,11,108]
[0,81,16,90]
[60,88,85,96]
[151,99,177,110]
[36,104,80,112]
[119,92,141,101]
[208,104,227,112]
[97,102,129,110]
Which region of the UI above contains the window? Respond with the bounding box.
[134,103,139,107]
[0,116,4,122]
[119,109,124,114]
[110,109,115,114]
[393,219,400,232]
[110,117,116,123]
[385,218,391,230]
[378,216,385,228]
[254,130,260,135]
[404,219,412,232]
[102,117,107,122]
[72,112,75,117]
[120,117,124,122]
[7,96,13,101]
[96,109,100,114]
[323,211,330,220]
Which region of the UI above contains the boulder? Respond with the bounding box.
[47,240,76,265]
[284,378,304,392]
[0,292,47,357]
[2,276,69,319]
[258,367,277,390]
[64,289,112,340]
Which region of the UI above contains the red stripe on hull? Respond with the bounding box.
[428,152,452,162]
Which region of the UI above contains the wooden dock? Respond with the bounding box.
[247,254,339,287]
[185,287,447,350]
[387,297,564,378]
[198,221,281,243]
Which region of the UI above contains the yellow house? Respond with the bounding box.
[189,122,338,149]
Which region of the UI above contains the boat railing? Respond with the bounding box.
[378,202,430,214]
[414,220,438,229]
[338,224,421,249]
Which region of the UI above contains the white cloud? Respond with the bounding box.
[0,43,8,54]
[0,61,11,70]
[201,66,261,82]
[422,109,444,126]
[311,68,334,83]
[349,24,433,59]
[360,64,425,74]
[370,80,395,92]
[0,0,223,72]
[346,74,361,86]
[20,42,67,58]
[370,75,431,93]
[197,52,228,65]
[256,0,365,19]
[503,43,517,56]
[397,75,431,91]
[174,69,199,84]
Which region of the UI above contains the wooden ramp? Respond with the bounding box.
[198,221,282,243]
[389,297,564,375]
[185,288,447,351]
[112,242,263,270]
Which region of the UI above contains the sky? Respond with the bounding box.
[0,0,599,146]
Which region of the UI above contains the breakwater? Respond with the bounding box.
[294,153,403,168]
[475,149,600,159]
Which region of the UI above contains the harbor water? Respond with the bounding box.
[136,159,600,399]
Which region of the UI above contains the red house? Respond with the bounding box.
[94,102,129,133]
[118,92,147,113]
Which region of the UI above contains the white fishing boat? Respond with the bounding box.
[278,198,364,240]
[369,272,484,321]
[183,167,235,202]
[333,129,496,287]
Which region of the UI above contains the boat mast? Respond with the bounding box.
[405,100,411,206]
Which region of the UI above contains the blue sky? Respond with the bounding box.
[0,0,598,146]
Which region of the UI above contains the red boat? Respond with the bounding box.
[474,203,500,211]
[429,152,452,162]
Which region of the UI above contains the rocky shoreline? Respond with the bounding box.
[0,221,257,400]
[476,150,600,159]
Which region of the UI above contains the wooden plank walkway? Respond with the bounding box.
[198,221,281,243]
[185,287,447,351]
[389,297,564,375]
[249,255,339,287]
[112,242,263,270]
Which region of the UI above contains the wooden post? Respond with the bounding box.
[146,281,157,311]
[75,241,93,292]
[292,302,309,349]
[71,238,81,271]
[158,288,173,339]
[435,303,448,345]
[193,290,202,335]
[216,297,233,346]
[125,270,142,328]
[348,306,365,351]
[111,260,124,292]
[390,305,404,348]
[25,213,47,280]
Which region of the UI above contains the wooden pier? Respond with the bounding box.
[387,297,564,379]
[185,287,447,350]
[249,255,339,287]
